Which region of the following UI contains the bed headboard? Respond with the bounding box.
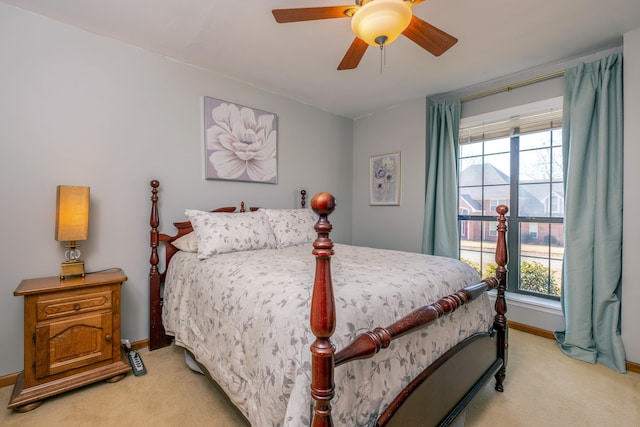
[148,179,307,349]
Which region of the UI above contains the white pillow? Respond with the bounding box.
[172,232,198,253]
[261,208,317,248]
[184,209,277,259]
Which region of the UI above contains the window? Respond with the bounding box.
[550,194,563,215]
[460,208,469,238]
[486,220,498,237]
[490,199,508,213]
[458,101,564,299]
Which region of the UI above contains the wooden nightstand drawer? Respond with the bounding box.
[35,287,112,321]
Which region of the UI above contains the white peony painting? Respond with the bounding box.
[204,96,278,183]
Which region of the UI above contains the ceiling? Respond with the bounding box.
[4,0,640,119]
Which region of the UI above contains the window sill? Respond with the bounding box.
[487,290,562,316]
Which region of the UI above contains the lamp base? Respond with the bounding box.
[60,260,85,280]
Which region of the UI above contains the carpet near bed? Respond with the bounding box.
[2,329,638,427]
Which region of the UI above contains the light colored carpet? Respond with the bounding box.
[465,330,640,427]
[2,330,638,426]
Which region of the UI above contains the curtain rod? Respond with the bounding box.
[460,70,565,103]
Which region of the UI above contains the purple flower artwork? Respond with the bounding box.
[369,152,400,205]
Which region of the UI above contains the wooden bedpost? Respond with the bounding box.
[149,180,170,350]
[493,205,509,392]
[310,192,337,427]
[149,180,162,350]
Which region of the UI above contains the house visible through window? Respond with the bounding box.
[458,98,564,299]
[460,208,469,238]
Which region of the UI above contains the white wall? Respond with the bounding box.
[351,99,427,252]
[622,28,640,365]
[2,3,638,379]
[352,39,640,364]
[0,4,353,376]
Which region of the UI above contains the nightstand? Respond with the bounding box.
[8,269,131,412]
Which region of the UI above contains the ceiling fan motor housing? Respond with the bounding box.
[351,0,413,46]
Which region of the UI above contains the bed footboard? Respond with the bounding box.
[382,332,502,427]
[309,192,509,427]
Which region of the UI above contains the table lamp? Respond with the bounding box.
[55,185,90,279]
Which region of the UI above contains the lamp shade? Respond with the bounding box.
[55,185,90,242]
[351,0,412,47]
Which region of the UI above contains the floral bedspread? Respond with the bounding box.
[163,243,494,427]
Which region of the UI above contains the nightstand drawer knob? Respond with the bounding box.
[73,304,81,311]
[105,334,112,342]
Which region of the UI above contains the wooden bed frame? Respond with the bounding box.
[148,180,509,427]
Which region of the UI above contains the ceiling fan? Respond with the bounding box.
[272,0,458,70]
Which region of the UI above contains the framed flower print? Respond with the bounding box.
[369,152,400,205]
[204,96,277,184]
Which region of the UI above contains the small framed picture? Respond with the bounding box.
[369,152,400,205]
[204,96,278,184]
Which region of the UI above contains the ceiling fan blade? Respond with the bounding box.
[402,15,458,57]
[272,6,354,23]
[337,38,369,70]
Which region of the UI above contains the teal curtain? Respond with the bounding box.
[422,99,460,258]
[554,53,626,372]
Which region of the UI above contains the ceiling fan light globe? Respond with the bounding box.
[351,0,412,47]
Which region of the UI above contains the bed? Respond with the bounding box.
[148,180,508,427]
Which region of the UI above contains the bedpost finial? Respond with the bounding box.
[496,204,508,215]
[151,180,160,189]
[311,192,336,216]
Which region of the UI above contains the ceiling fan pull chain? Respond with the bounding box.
[379,44,389,73]
[375,35,388,74]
